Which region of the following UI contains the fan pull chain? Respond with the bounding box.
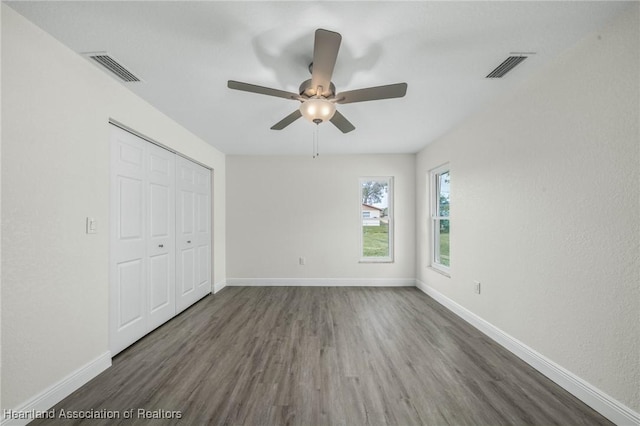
[312,124,320,159]
[312,126,316,158]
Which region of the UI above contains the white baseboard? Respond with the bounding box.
[1,352,112,426]
[213,281,226,294]
[226,277,416,287]
[415,280,640,426]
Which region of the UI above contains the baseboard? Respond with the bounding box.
[415,280,640,426]
[226,277,416,287]
[1,352,112,426]
[213,281,226,294]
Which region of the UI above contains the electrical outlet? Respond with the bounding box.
[474,281,481,294]
[299,257,305,266]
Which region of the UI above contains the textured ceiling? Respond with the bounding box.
[6,1,631,155]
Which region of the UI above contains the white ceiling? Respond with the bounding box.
[6,1,631,155]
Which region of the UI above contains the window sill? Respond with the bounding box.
[359,258,394,264]
[428,265,451,278]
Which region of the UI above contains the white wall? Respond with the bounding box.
[415,6,639,413]
[1,4,225,411]
[226,155,415,283]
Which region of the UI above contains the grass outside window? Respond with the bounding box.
[439,229,450,267]
[362,223,390,257]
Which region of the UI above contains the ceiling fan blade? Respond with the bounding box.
[335,83,408,104]
[311,29,342,96]
[330,110,355,134]
[271,110,302,130]
[228,80,300,101]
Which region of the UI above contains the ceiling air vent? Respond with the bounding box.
[84,52,141,82]
[486,55,527,78]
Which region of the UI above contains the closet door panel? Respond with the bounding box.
[146,143,176,329]
[197,245,210,293]
[110,127,148,355]
[149,254,170,310]
[118,177,144,240]
[194,173,211,299]
[180,190,195,234]
[176,157,211,312]
[117,259,144,327]
[149,184,169,237]
[180,248,195,292]
[175,158,198,312]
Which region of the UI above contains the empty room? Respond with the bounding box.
[1,1,638,425]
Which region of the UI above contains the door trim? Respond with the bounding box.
[108,119,212,172]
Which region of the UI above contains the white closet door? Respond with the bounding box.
[110,127,148,355]
[111,125,211,354]
[176,156,211,313]
[193,163,211,300]
[147,143,176,329]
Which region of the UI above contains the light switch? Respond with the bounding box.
[86,217,97,234]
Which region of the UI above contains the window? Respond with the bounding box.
[360,177,393,262]
[430,165,450,272]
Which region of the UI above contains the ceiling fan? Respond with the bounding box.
[227,29,408,134]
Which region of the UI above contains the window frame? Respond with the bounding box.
[359,176,394,263]
[430,165,450,274]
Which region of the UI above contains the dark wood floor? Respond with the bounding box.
[36,287,611,425]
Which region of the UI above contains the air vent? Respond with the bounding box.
[84,52,140,82]
[486,56,527,78]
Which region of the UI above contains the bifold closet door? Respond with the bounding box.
[110,126,177,355]
[175,156,211,314]
[111,125,211,355]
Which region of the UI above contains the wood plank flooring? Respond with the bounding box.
[34,287,611,425]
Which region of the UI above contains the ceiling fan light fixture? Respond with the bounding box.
[299,98,336,124]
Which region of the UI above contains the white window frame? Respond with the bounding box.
[430,165,450,274]
[359,177,394,263]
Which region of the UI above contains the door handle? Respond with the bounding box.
[187,240,191,244]
[158,244,164,248]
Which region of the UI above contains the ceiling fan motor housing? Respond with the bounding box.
[299,79,336,98]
